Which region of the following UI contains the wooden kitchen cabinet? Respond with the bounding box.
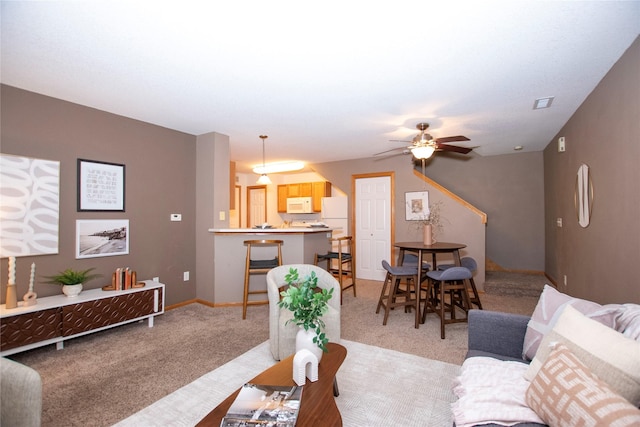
[287,183,301,197]
[312,181,332,212]
[277,185,288,213]
[300,182,312,197]
[277,181,332,213]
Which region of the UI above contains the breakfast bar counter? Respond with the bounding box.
[208,228,333,305]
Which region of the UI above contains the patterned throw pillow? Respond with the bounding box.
[525,343,640,427]
[522,285,620,361]
[524,305,640,406]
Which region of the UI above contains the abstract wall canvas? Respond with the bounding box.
[0,154,60,257]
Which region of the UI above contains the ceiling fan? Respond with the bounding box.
[375,123,472,159]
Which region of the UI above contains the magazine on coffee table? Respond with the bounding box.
[220,383,303,427]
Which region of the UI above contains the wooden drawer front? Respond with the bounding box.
[62,290,158,336]
[0,308,62,351]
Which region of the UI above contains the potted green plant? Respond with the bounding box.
[43,268,101,297]
[278,267,334,356]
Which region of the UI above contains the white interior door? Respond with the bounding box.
[355,175,391,281]
[247,186,266,228]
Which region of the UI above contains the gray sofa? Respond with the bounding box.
[467,309,531,362]
[465,309,546,427]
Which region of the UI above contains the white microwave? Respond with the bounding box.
[287,197,313,214]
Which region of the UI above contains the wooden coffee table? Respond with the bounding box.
[196,342,347,426]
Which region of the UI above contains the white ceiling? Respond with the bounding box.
[2,1,639,173]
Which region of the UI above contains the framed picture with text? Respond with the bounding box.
[77,159,125,211]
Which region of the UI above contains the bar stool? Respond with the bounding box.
[437,257,482,309]
[376,260,420,328]
[399,253,431,308]
[243,239,283,319]
[314,236,356,303]
[422,266,473,338]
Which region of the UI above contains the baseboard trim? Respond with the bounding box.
[166,299,256,311]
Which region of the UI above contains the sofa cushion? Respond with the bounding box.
[525,343,640,426]
[524,305,640,406]
[522,285,620,361]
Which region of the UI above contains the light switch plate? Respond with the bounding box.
[171,213,182,221]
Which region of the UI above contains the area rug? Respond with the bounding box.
[114,339,460,426]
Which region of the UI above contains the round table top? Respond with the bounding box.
[394,241,467,251]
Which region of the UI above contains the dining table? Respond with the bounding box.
[394,241,467,277]
[393,241,469,317]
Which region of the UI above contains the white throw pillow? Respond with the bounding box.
[522,284,620,360]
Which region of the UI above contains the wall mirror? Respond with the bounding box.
[575,163,593,228]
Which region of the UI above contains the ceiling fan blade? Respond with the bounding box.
[374,151,409,160]
[435,143,472,154]
[388,139,412,143]
[373,146,408,156]
[434,135,470,143]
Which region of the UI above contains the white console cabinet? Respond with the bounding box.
[0,280,164,356]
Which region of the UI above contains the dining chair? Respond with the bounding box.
[377,260,420,328]
[422,266,473,338]
[314,236,356,303]
[437,257,482,309]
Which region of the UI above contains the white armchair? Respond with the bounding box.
[266,264,341,361]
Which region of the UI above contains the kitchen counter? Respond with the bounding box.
[207,228,333,305]
[209,227,334,234]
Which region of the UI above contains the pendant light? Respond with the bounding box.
[256,135,272,185]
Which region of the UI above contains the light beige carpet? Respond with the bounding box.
[8,278,542,426]
[114,339,460,427]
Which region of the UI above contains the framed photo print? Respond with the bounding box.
[405,191,430,221]
[77,159,125,211]
[76,219,129,259]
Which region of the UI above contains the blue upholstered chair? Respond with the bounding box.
[377,260,420,328]
[423,266,473,339]
[400,253,432,270]
[437,257,482,309]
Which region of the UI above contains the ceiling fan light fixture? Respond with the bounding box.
[411,145,435,159]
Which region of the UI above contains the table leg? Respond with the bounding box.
[397,248,405,266]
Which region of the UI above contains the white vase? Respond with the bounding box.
[295,328,323,362]
[62,284,83,297]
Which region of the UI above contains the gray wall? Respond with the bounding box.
[0,85,198,306]
[544,37,640,304]
[3,36,637,307]
[313,150,545,272]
